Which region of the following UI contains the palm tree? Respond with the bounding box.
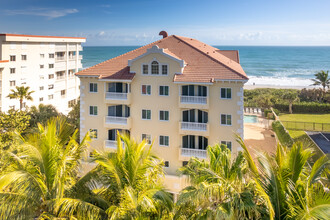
[89,133,174,219]
[0,117,106,219]
[282,90,299,114]
[176,144,265,219]
[237,136,330,220]
[311,71,330,99]
[7,86,34,110]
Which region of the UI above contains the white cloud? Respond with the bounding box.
[5,8,78,19]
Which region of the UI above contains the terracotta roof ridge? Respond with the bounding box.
[78,35,176,75]
[172,35,248,80]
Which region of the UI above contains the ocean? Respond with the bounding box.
[81,46,330,87]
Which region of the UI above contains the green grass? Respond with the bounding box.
[279,113,330,123]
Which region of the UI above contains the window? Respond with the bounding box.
[142,85,151,95]
[142,134,151,144]
[40,86,44,91]
[21,55,27,61]
[49,64,54,69]
[39,97,43,102]
[159,136,169,146]
[142,64,148,74]
[221,114,232,125]
[89,106,98,116]
[40,65,44,69]
[61,90,66,97]
[221,141,232,151]
[10,68,15,74]
[89,83,98,93]
[40,75,44,80]
[10,55,16,61]
[40,54,45,58]
[68,99,76,108]
[90,129,98,139]
[48,95,54,100]
[9,80,15,87]
[162,65,168,75]
[49,53,54,58]
[142,109,151,120]
[48,74,54,79]
[159,110,169,121]
[159,86,169,96]
[151,61,159,74]
[56,71,65,79]
[221,88,232,99]
[164,161,169,167]
[182,161,188,167]
[48,84,54,90]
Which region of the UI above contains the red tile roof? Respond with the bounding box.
[0,60,9,63]
[0,33,86,39]
[76,35,248,82]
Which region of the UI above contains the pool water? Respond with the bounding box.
[244,115,258,123]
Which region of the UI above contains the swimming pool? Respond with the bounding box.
[244,115,258,123]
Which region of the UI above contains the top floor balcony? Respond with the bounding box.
[179,85,208,109]
[105,82,131,104]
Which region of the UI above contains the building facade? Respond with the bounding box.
[0,34,86,113]
[77,34,248,194]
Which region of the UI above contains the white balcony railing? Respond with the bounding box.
[181,148,207,158]
[106,116,128,125]
[181,122,207,131]
[106,92,128,100]
[180,96,207,104]
[105,140,117,149]
[55,56,65,61]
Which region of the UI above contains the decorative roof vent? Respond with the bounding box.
[159,31,168,39]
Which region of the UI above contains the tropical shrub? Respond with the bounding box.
[272,120,293,147]
[274,102,330,113]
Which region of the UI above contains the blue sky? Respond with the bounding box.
[1,0,330,46]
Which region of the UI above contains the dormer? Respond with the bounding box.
[128,45,185,74]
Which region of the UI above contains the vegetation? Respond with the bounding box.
[28,104,60,128]
[311,70,330,95]
[7,86,34,110]
[274,102,330,114]
[0,117,329,219]
[282,90,299,114]
[272,121,294,147]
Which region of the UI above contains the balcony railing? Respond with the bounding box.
[181,122,207,131]
[106,116,128,125]
[106,92,128,100]
[105,140,117,149]
[55,56,65,61]
[180,96,207,104]
[181,147,207,158]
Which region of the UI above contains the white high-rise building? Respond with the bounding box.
[0,34,86,113]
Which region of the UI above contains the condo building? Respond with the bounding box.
[0,34,86,113]
[76,33,248,194]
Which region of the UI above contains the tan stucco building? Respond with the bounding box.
[76,33,248,194]
[0,34,86,113]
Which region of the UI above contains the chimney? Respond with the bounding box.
[159,31,168,39]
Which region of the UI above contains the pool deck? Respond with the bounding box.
[244,116,277,160]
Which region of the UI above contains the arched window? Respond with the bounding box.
[151,61,159,74]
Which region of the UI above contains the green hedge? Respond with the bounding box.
[274,102,330,114]
[272,121,293,147]
[264,109,280,119]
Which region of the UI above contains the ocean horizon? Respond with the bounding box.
[81,45,330,87]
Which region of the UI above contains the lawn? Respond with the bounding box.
[279,114,330,132]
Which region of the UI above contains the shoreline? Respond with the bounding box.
[243,84,319,90]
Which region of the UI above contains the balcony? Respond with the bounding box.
[105,116,131,129]
[104,140,117,149]
[55,56,65,62]
[105,92,130,105]
[180,122,209,135]
[55,45,66,52]
[180,147,207,159]
[179,96,208,109]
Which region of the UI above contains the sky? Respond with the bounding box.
[1,0,330,46]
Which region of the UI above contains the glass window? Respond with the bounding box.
[40,65,44,69]
[49,53,54,58]
[142,134,151,144]
[159,86,169,96]
[89,106,98,115]
[10,68,15,74]
[48,74,54,79]
[159,110,169,121]
[221,114,232,125]
[143,64,148,74]
[39,97,43,102]
[221,141,232,151]
[164,161,169,167]
[159,136,169,146]
[151,61,159,74]
[89,83,98,93]
[221,88,232,99]
[40,86,44,91]
[10,55,16,61]
[48,84,54,90]
[90,129,98,139]
[162,65,168,75]
[48,95,54,100]
[9,80,15,86]
[40,54,45,58]
[49,64,54,69]
[142,85,151,95]
[21,55,27,61]
[61,90,66,97]
[142,109,151,120]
